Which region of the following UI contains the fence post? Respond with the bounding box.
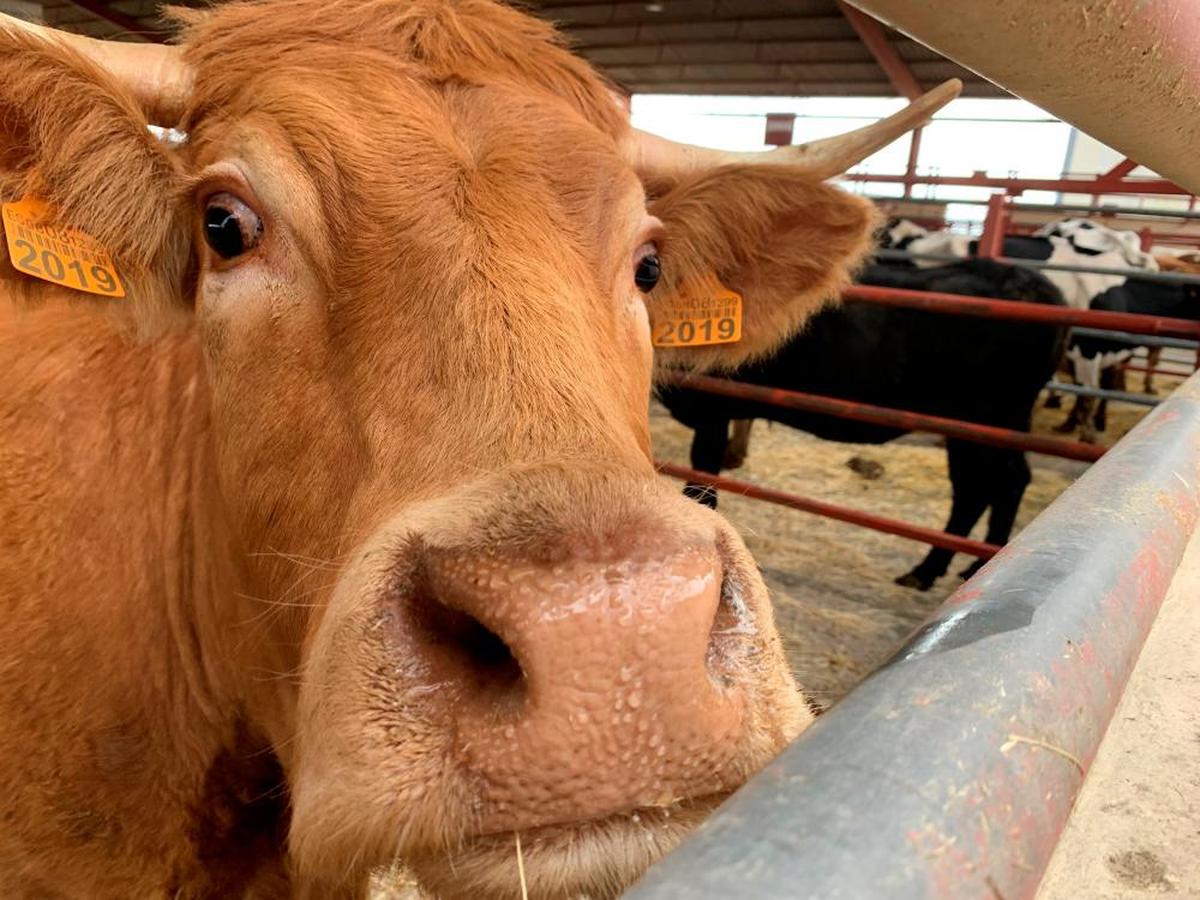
[977,192,1008,258]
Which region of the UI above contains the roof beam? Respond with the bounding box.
[847,0,1200,194]
[835,0,921,99]
[62,0,167,42]
[1100,158,1139,181]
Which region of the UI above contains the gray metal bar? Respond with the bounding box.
[1068,327,1199,350]
[871,194,1200,221]
[874,248,1200,287]
[626,372,1200,900]
[1044,381,1161,407]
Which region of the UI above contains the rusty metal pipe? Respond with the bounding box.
[631,372,1200,899]
[654,461,999,559]
[1045,381,1160,408]
[875,195,1200,220]
[1060,327,1195,351]
[843,172,1187,195]
[836,0,923,100]
[976,193,1009,259]
[666,374,1105,462]
[1122,362,1191,376]
[844,285,1200,339]
[875,248,1200,288]
[845,1,1200,194]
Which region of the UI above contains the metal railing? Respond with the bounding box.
[873,248,1200,287]
[630,372,1200,900]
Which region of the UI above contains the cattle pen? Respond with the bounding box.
[632,0,1200,897]
[10,0,1200,897]
[656,274,1200,564]
[647,184,1200,899]
[634,369,1200,898]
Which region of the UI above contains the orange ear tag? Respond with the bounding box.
[2,197,125,297]
[651,272,742,347]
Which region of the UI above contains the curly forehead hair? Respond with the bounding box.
[175,0,626,138]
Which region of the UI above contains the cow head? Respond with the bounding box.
[0,3,954,896]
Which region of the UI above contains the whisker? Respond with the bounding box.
[515,833,529,900]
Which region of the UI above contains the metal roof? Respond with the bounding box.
[528,1,1000,97]
[24,0,1002,99]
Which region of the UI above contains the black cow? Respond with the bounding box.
[658,259,1067,591]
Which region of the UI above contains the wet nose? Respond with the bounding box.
[405,547,745,832]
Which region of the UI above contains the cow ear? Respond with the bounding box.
[644,165,878,375]
[0,25,191,334]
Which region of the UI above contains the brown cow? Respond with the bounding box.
[0,2,954,897]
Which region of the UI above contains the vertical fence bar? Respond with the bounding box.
[977,192,1008,258]
[904,126,923,198]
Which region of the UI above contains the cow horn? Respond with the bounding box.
[625,78,962,179]
[0,13,191,126]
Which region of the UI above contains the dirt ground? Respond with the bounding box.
[1037,516,1200,899]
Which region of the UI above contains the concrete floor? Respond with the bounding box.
[1037,527,1200,898]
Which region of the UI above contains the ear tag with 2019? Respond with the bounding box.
[651,272,742,347]
[2,197,125,297]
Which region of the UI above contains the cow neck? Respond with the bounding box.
[135,329,296,890]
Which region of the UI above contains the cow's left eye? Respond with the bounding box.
[203,193,263,260]
[635,247,661,293]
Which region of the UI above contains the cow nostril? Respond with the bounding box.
[458,617,513,671]
[706,572,753,689]
[412,592,526,708]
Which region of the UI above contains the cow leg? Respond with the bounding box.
[1144,346,1161,394]
[1075,392,1101,443]
[1094,367,1122,434]
[1055,354,1082,432]
[895,440,990,591]
[1058,352,1101,441]
[684,417,730,509]
[1053,394,1088,433]
[723,419,754,469]
[1044,356,1072,409]
[959,450,1031,581]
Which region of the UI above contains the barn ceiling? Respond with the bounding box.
[16,0,1004,99]
[528,1,1001,98]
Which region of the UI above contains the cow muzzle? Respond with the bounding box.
[403,543,745,833]
[288,469,801,891]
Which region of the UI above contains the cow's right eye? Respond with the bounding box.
[203,193,263,260]
[634,245,661,293]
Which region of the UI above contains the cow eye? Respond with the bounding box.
[203,193,262,260]
[634,246,661,293]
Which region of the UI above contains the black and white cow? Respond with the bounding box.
[658,258,1067,591]
[885,217,1190,440]
[890,217,1156,308]
[1054,275,1200,440]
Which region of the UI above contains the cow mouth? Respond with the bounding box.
[475,789,733,837]
[407,792,729,899]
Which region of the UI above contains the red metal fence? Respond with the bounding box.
[635,371,1200,900]
[843,284,1200,339]
[658,268,1198,557]
[656,461,1000,559]
[665,374,1104,462]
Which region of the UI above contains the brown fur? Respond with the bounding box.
[1155,251,1200,274]
[0,2,878,897]
[646,165,877,373]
